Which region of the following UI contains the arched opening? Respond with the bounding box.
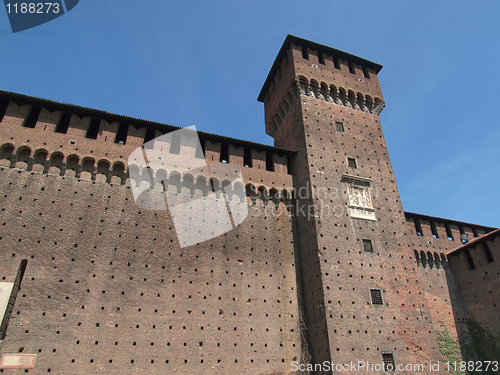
[440,253,448,268]
[338,88,347,106]
[0,144,14,162]
[81,158,95,174]
[66,155,79,172]
[221,179,232,200]
[356,93,365,111]
[365,95,374,113]
[209,178,220,198]
[233,182,245,203]
[155,169,167,185]
[97,160,110,180]
[269,188,280,207]
[16,147,31,163]
[112,162,125,182]
[141,167,154,187]
[182,174,195,195]
[298,77,308,95]
[128,164,140,187]
[195,176,208,196]
[374,98,384,114]
[50,153,64,169]
[420,251,427,268]
[246,183,258,205]
[281,189,291,204]
[348,90,356,108]
[427,251,434,269]
[33,149,48,168]
[168,172,181,193]
[258,186,268,205]
[320,83,329,100]
[329,85,338,103]
[310,80,319,98]
[434,252,441,269]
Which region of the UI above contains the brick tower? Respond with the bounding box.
[258,36,446,374]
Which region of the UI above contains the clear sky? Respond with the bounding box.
[1,0,499,227]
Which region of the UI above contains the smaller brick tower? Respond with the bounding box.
[258,36,446,374]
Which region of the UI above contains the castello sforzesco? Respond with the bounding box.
[0,35,498,375]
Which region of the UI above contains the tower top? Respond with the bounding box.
[257,35,383,102]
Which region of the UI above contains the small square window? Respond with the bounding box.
[370,289,383,305]
[335,121,344,132]
[363,239,373,252]
[347,157,357,169]
[382,353,395,372]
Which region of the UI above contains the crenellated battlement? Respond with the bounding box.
[405,211,495,245]
[0,90,295,191]
[265,76,385,137]
[258,35,384,139]
[414,249,449,269]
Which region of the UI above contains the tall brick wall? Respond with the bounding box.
[0,165,304,374]
[0,90,305,374]
[404,213,495,341]
[447,230,500,336]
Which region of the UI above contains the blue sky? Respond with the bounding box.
[0,1,498,227]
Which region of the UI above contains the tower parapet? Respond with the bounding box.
[258,35,384,140]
